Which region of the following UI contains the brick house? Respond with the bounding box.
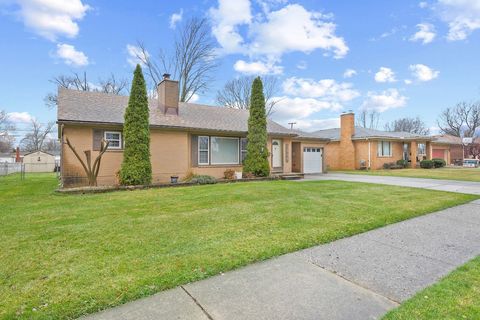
[57,76,329,187]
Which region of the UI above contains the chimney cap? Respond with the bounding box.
[162,73,171,80]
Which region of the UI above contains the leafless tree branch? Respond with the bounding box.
[384,116,430,135]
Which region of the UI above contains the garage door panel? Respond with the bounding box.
[303,147,323,174]
[432,149,445,160]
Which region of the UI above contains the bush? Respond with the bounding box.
[188,175,217,185]
[243,77,270,177]
[224,169,235,180]
[432,158,446,168]
[242,172,256,179]
[420,160,434,169]
[119,65,152,185]
[396,159,408,168]
[383,162,404,169]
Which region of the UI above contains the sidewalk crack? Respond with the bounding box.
[181,286,214,320]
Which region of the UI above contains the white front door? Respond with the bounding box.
[272,139,282,168]
[303,147,323,173]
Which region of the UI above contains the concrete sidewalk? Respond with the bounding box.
[83,200,480,320]
[303,173,480,195]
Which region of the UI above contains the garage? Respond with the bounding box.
[303,147,323,174]
[432,149,446,160]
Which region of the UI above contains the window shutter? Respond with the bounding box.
[92,129,104,151]
[191,135,198,167]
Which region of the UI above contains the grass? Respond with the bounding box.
[335,167,480,182]
[0,173,477,319]
[383,255,480,320]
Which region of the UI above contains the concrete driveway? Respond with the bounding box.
[83,200,480,320]
[303,173,480,195]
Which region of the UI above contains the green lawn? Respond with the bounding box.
[383,255,480,320]
[0,174,477,319]
[336,167,480,182]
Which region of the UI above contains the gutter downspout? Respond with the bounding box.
[367,138,371,170]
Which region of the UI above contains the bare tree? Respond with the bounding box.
[20,119,55,152]
[0,111,15,153]
[216,76,281,116]
[135,17,218,102]
[437,102,480,137]
[384,117,430,135]
[357,110,380,129]
[45,72,129,108]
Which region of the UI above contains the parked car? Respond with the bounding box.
[463,159,479,168]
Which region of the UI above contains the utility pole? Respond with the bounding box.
[288,122,296,130]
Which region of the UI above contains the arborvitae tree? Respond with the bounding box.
[119,65,152,185]
[243,77,270,176]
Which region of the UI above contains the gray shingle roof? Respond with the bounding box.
[57,88,295,136]
[432,134,463,145]
[312,127,432,141]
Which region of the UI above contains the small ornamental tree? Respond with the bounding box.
[119,64,152,185]
[243,77,270,176]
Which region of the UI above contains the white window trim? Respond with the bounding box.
[240,138,248,162]
[104,131,122,149]
[377,141,392,157]
[210,136,240,165]
[198,136,210,165]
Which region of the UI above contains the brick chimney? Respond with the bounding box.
[339,111,356,169]
[15,147,21,163]
[157,73,179,115]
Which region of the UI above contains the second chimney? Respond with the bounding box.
[157,73,179,115]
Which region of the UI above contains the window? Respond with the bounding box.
[377,141,392,157]
[104,131,122,149]
[198,136,209,165]
[240,138,248,163]
[417,143,426,155]
[211,137,239,165]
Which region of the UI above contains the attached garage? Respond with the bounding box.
[432,148,447,160]
[303,147,323,174]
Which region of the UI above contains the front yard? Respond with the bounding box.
[383,255,480,319]
[336,167,480,182]
[0,174,477,319]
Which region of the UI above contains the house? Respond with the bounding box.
[23,151,56,173]
[312,112,435,170]
[430,134,464,165]
[57,75,329,187]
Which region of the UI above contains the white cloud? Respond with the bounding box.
[249,4,348,59]
[272,96,343,121]
[209,1,348,63]
[189,93,200,103]
[296,60,307,70]
[409,64,439,81]
[126,44,148,67]
[436,0,480,41]
[55,43,88,66]
[7,112,34,123]
[374,67,396,83]
[282,77,360,101]
[209,0,252,53]
[419,2,429,8]
[233,59,283,75]
[343,69,357,78]
[169,9,183,29]
[410,23,436,44]
[289,118,340,131]
[13,0,90,41]
[404,79,413,85]
[361,89,407,112]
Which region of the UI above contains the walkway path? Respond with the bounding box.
[304,173,480,195]
[84,200,480,320]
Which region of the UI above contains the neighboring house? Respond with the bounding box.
[312,112,435,170]
[0,153,15,163]
[23,151,56,173]
[430,134,464,164]
[57,76,328,187]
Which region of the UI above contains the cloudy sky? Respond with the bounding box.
[1,0,480,137]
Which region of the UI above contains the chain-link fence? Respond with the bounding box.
[0,163,25,178]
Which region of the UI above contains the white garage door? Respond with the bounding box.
[303,147,323,174]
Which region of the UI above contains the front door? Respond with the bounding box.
[272,139,282,168]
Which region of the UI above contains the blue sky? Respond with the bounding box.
[1,0,480,139]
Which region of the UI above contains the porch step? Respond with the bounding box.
[278,173,304,180]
